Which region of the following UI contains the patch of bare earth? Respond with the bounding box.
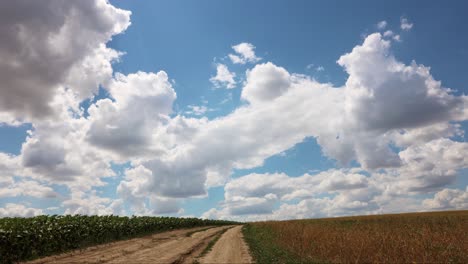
[25,226,230,264]
[198,225,253,264]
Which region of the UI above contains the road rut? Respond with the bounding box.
[198,225,253,264]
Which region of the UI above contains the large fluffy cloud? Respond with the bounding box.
[319,33,467,170]
[0,0,130,123]
[12,71,178,215]
[0,153,20,178]
[0,179,56,198]
[338,33,465,132]
[203,139,468,220]
[224,170,368,202]
[199,35,468,219]
[423,187,468,210]
[202,169,376,220]
[0,203,43,217]
[20,116,115,185]
[241,62,292,104]
[393,139,468,192]
[63,192,124,215]
[120,76,342,200]
[118,33,468,209]
[86,71,176,158]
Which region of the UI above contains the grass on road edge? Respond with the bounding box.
[242,224,324,264]
[198,227,229,258]
[185,226,214,237]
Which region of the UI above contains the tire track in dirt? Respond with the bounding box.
[26,226,231,264]
[198,225,253,264]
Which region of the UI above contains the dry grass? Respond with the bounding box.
[245,210,468,263]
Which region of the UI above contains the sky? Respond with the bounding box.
[0,0,467,220]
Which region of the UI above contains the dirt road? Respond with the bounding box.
[198,225,253,264]
[26,225,252,264]
[27,226,225,264]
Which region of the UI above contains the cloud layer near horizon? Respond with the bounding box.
[0,0,467,218]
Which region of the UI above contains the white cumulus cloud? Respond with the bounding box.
[0,203,43,217]
[377,20,388,29]
[210,63,236,89]
[401,17,413,31]
[423,187,468,210]
[228,43,261,64]
[0,0,131,124]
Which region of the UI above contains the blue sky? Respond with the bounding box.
[0,0,467,219]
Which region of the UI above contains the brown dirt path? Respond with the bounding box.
[198,225,253,264]
[25,226,230,264]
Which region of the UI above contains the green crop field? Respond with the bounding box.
[243,210,468,264]
[0,215,237,263]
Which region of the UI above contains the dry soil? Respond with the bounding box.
[25,225,252,264]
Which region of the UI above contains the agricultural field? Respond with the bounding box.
[1,211,467,263]
[0,215,237,263]
[243,210,468,263]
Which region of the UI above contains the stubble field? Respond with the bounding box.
[243,210,468,263]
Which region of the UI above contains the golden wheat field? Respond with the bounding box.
[243,210,468,263]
